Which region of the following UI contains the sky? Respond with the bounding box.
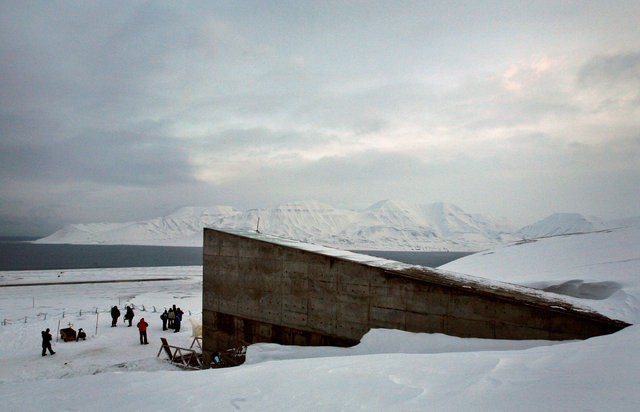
[1,223,640,410]
[1,1,639,236]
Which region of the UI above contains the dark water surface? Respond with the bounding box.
[0,241,472,271]
[0,242,203,271]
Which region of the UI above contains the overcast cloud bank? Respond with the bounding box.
[1,2,639,236]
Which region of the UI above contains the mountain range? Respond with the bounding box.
[35,200,626,251]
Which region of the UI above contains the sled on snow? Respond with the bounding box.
[59,327,77,342]
[157,337,203,369]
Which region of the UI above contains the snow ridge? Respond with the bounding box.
[35,200,633,251]
[517,212,604,239]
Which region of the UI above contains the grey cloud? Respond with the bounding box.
[2,2,640,236]
[1,3,213,128]
[0,200,68,237]
[215,150,443,209]
[292,81,432,133]
[61,132,196,185]
[578,51,640,87]
[0,112,66,145]
[0,129,196,186]
[566,135,640,172]
[205,128,325,152]
[576,51,640,111]
[181,128,338,168]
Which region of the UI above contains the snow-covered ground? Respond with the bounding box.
[1,223,639,411]
[441,225,640,324]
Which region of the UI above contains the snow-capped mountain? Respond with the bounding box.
[517,213,605,239]
[36,205,241,246]
[35,200,632,251]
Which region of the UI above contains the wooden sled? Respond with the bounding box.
[157,337,203,369]
[190,336,202,350]
[60,327,77,342]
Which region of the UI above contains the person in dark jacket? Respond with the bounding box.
[124,306,135,327]
[173,308,184,333]
[137,317,149,344]
[76,328,87,341]
[111,306,120,327]
[160,309,168,331]
[41,328,55,356]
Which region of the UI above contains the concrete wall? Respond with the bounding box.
[202,229,627,364]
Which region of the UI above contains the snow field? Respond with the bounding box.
[2,224,640,410]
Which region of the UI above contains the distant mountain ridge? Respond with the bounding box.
[35,200,632,251]
[516,213,605,239]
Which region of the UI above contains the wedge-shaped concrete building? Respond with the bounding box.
[202,228,628,365]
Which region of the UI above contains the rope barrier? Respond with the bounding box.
[1,304,202,326]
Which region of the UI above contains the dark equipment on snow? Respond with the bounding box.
[60,327,76,342]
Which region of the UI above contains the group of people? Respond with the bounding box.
[42,303,185,356]
[110,305,135,327]
[112,303,184,343]
[111,304,150,344]
[159,305,184,333]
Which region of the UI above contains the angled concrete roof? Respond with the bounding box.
[209,228,628,327]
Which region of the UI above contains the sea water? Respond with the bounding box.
[0,240,473,271]
[0,241,202,271]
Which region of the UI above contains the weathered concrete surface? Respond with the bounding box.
[202,229,628,365]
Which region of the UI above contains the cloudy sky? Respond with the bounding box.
[1,1,639,236]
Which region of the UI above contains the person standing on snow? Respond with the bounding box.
[137,317,149,345]
[173,308,184,333]
[41,328,55,356]
[111,305,120,327]
[124,305,134,327]
[160,309,168,331]
[167,307,175,329]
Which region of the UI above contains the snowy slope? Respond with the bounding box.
[441,222,640,324]
[517,212,605,238]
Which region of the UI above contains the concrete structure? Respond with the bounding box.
[202,228,628,366]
